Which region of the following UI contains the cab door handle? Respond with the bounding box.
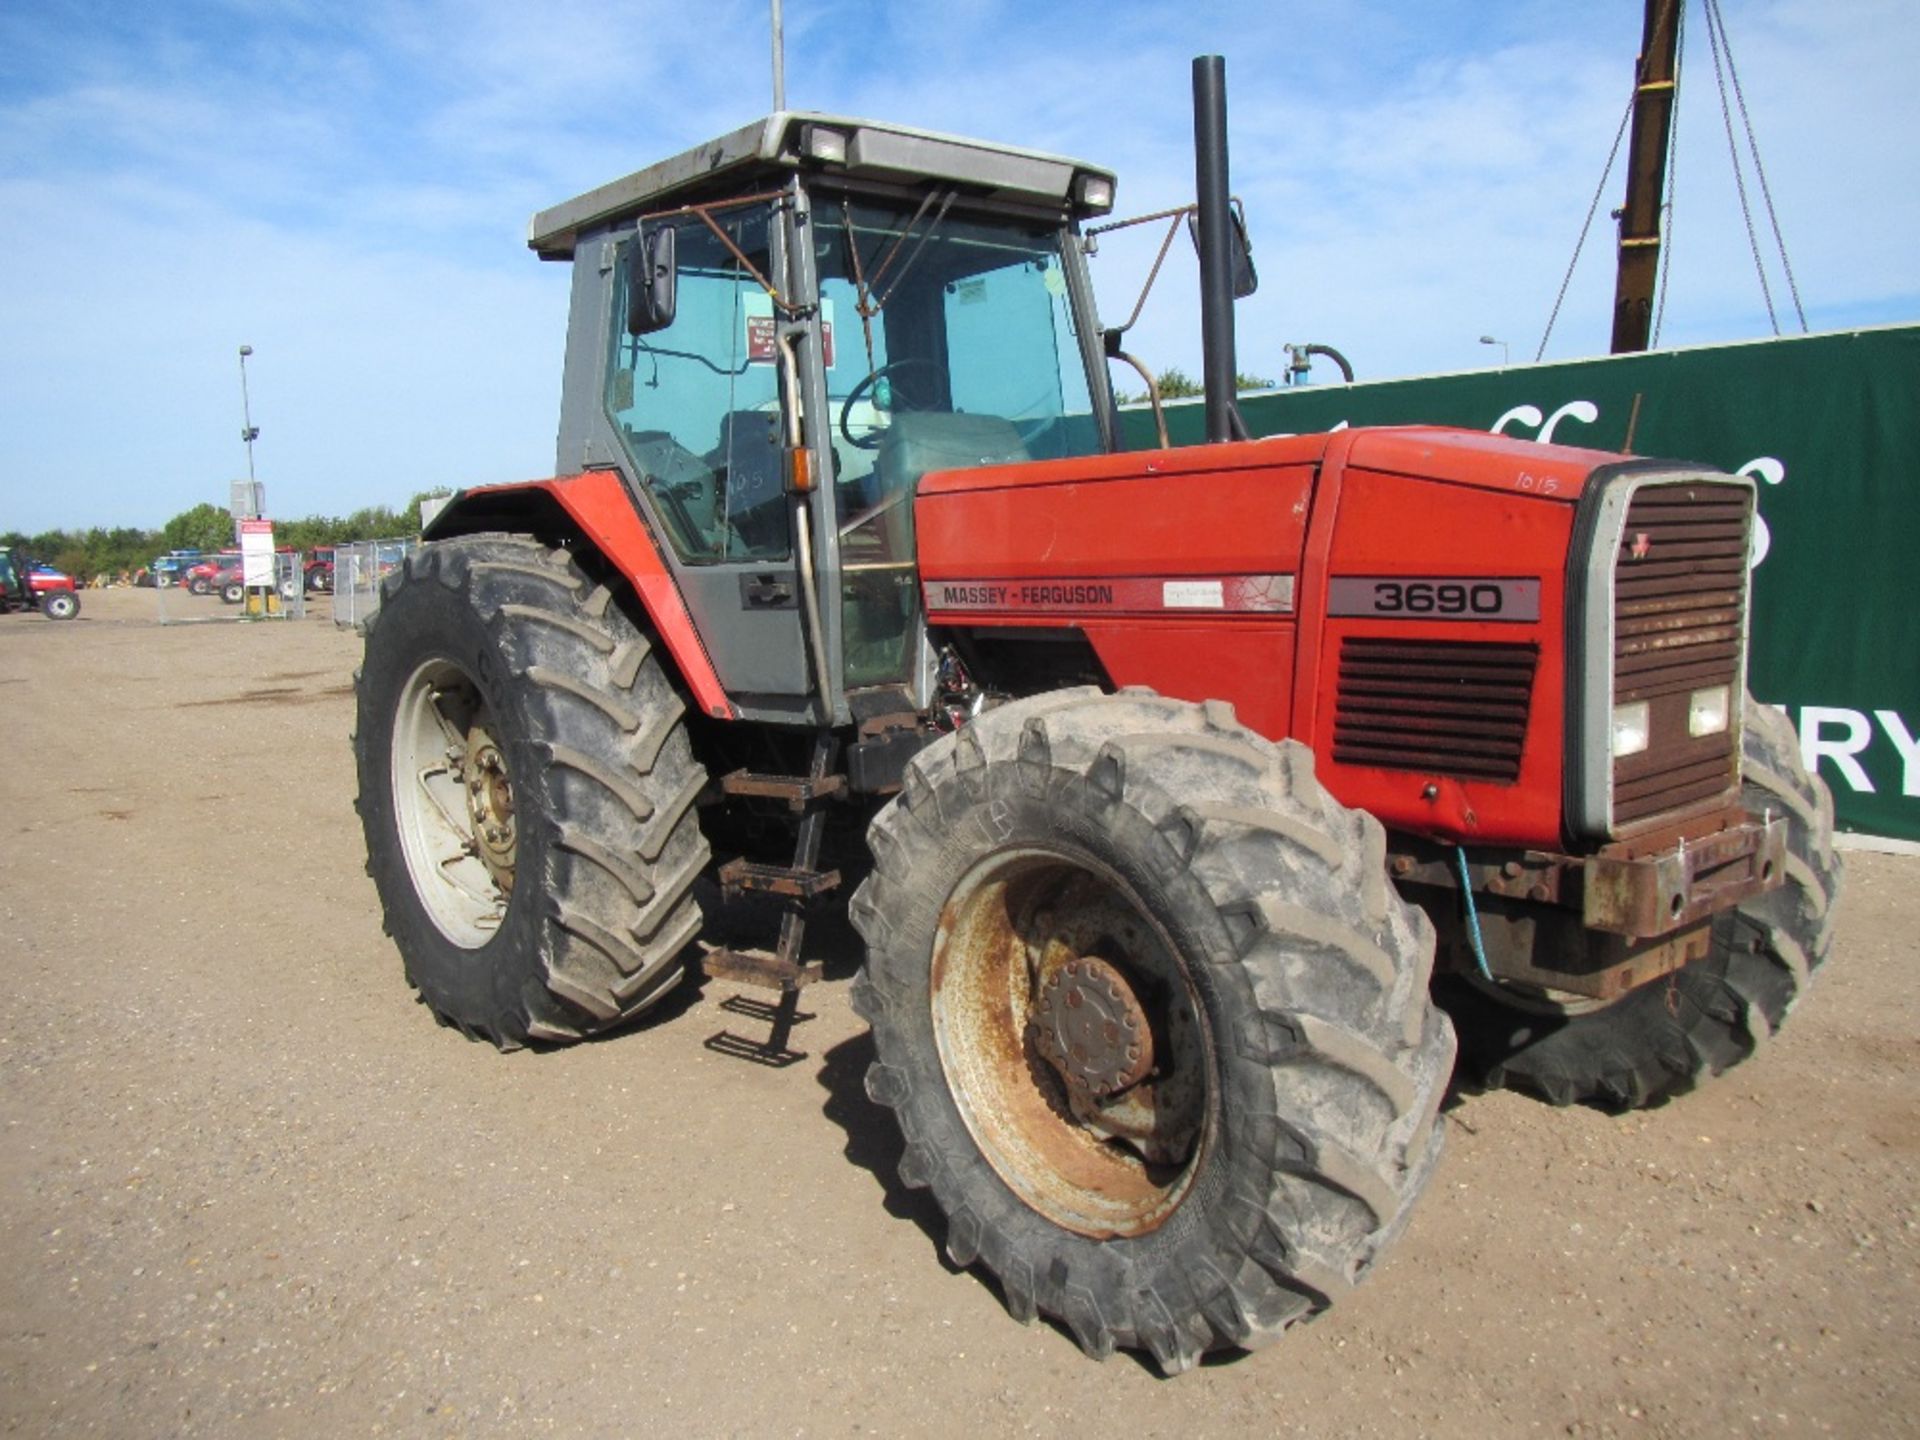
[741,574,796,609]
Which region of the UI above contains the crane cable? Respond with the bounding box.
[1702,0,1777,331]
[1703,0,1808,333]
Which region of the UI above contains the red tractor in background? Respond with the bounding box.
[0,547,80,620]
[353,59,1839,1373]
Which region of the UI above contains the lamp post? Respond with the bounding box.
[1479,334,1509,368]
[237,344,261,489]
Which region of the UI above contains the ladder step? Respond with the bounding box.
[703,949,824,992]
[718,858,841,902]
[719,769,847,810]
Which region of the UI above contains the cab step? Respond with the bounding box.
[718,769,846,811]
[702,948,824,992]
[718,858,841,902]
[703,731,843,1065]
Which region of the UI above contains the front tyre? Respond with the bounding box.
[849,689,1452,1373]
[1445,696,1842,1108]
[40,591,78,620]
[353,535,710,1048]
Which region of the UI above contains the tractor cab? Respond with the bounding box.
[518,114,1119,721]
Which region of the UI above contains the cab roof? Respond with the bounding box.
[528,111,1117,260]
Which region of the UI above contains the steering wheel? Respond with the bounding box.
[839,358,950,450]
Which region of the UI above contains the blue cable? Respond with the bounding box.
[1454,845,1493,980]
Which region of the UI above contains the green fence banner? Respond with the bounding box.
[1122,325,1920,842]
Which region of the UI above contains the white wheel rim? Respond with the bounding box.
[390,658,512,948]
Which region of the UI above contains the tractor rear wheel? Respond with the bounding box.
[850,689,1452,1372]
[1444,696,1842,1108]
[353,535,709,1048]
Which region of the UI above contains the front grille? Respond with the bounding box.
[1335,637,1538,783]
[1612,481,1751,826]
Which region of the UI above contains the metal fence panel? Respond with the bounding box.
[331,538,418,630]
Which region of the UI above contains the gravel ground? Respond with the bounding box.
[2,587,1915,1439]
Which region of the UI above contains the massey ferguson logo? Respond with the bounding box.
[1629,532,1653,560]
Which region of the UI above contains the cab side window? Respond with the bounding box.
[605,209,789,562]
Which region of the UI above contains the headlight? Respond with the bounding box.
[1075,173,1115,213]
[1688,684,1731,738]
[1612,700,1651,758]
[801,125,849,165]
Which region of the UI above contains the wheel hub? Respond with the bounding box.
[461,725,516,893]
[1030,955,1154,1098]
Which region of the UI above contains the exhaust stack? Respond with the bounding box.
[1192,54,1238,445]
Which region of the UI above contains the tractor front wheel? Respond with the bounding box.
[850,689,1452,1372]
[353,535,710,1048]
[40,591,79,620]
[1443,696,1842,1108]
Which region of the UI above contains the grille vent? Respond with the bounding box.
[1612,482,1751,825]
[1335,638,1538,783]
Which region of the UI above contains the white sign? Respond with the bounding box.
[239,519,275,587]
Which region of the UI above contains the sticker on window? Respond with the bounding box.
[746,293,834,367]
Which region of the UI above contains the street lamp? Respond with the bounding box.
[1479,334,1509,368]
[237,344,260,486]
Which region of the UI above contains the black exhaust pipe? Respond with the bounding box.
[1192,54,1238,445]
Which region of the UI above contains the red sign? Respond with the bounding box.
[746,310,834,367]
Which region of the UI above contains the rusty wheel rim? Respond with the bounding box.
[390,658,512,948]
[931,848,1211,1239]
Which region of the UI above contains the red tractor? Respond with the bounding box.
[0,547,80,620]
[353,61,1839,1373]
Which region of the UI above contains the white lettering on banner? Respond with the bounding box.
[1490,400,1599,444]
[1800,707,1876,793]
[1876,710,1920,798]
[1792,706,1920,797]
[1739,457,1787,568]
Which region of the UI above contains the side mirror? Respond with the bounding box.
[626,224,677,336]
[1185,203,1258,299]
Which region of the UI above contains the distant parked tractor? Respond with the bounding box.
[182,552,242,596]
[0,548,80,620]
[305,547,336,593]
[353,61,1839,1372]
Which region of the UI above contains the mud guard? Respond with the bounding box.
[425,474,736,721]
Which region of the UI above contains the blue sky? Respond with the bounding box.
[2,0,1914,532]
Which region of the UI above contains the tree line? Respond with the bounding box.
[1111,366,1276,406]
[1,491,452,583]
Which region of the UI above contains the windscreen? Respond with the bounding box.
[817,193,1100,687]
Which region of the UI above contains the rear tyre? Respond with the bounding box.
[850,689,1452,1372]
[221,581,244,604]
[40,591,78,620]
[1444,696,1842,1109]
[353,535,710,1049]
